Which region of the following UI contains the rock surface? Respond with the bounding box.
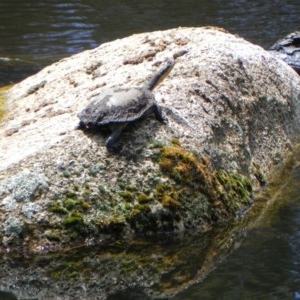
[1,27,300,253]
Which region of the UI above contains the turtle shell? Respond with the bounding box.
[78,87,155,128]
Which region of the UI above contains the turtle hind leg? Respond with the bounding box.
[153,104,168,124]
[106,123,127,152]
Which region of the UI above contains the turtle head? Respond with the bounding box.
[145,59,175,91]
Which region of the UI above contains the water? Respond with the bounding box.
[174,191,300,299]
[1,0,300,86]
[1,0,300,299]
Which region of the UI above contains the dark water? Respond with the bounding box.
[0,0,299,86]
[174,174,300,300]
[1,0,300,299]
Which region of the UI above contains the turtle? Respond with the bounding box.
[77,59,175,152]
[269,31,300,74]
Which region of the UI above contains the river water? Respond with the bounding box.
[174,167,300,300]
[0,0,299,86]
[1,1,300,299]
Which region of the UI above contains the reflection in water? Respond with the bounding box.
[0,228,244,299]
[174,166,300,299]
[0,291,17,300]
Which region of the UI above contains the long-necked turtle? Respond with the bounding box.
[77,59,175,152]
[269,31,300,74]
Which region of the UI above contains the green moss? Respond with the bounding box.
[161,194,182,210]
[65,198,78,210]
[45,231,61,242]
[93,215,126,234]
[120,191,134,202]
[154,183,182,208]
[126,204,152,230]
[216,170,253,214]
[50,203,68,215]
[62,210,89,236]
[82,185,91,196]
[171,138,181,146]
[64,191,77,198]
[252,162,267,186]
[44,142,253,242]
[62,197,90,211]
[63,212,84,228]
[50,191,91,219]
[132,204,150,216]
[45,142,254,241]
[159,145,215,198]
[79,200,90,210]
[157,144,253,221]
[155,183,167,196]
[125,184,138,192]
[137,193,152,204]
[148,139,165,149]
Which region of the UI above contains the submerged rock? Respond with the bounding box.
[1,27,300,253]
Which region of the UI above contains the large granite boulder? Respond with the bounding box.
[1,27,300,253]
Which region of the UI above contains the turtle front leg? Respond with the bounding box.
[75,120,86,130]
[106,123,128,152]
[153,104,168,124]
